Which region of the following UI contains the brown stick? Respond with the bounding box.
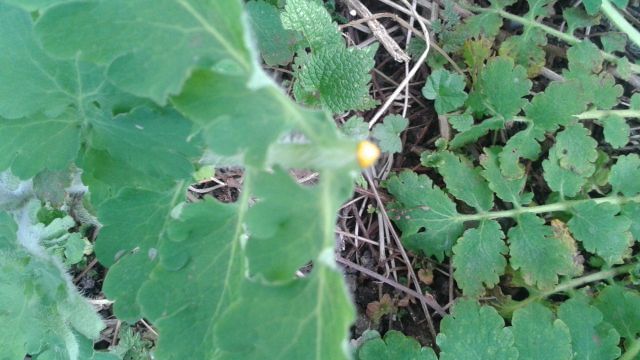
[343,0,411,63]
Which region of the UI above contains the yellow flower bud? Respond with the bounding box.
[356,140,381,168]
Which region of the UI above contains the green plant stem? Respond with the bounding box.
[600,0,640,49]
[466,4,640,74]
[509,262,637,311]
[620,337,640,360]
[455,194,640,222]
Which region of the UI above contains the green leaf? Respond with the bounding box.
[36,0,253,104]
[384,171,464,261]
[422,69,468,114]
[594,285,640,341]
[508,213,576,289]
[462,13,503,38]
[357,330,438,360]
[525,81,587,132]
[437,299,518,360]
[568,201,633,265]
[90,107,199,184]
[97,186,185,322]
[601,114,630,149]
[609,154,640,196]
[171,69,291,166]
[138,198,245,359]
[512,303,572,360]
[480,147,529,205]
[601,33,628,53]
[0,112,81,179]
[246,0,298,66]
[426,151,494,211]
[563,7,600,34]
[372,115,409,154]
[215,266,354,359]
[477,57,532,120]
[499,28,547,76]
[452,220,507,296]
[0,2,94,120]
[281,0,342,51]
[558,297,621,360]
[449,117,505,149]
[246,168,353,281]
[293,44,378,113]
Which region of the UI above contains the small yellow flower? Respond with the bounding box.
[356,140,381,168]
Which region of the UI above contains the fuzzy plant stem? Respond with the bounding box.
[466,4,640,74]
[600,0,640,49]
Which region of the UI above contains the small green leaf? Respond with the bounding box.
[508,213,576,289]
[601,114,630,149]
[246,0,298,66]
[480,147,528,205]
[512,303,572,360]
[499,125,543,179]
[384,171,464,261]
[422,69,468,114]
[294,44,378,113]
[568,201,632,265]
[554,124,598,176]
[437,299,518,360]
[601,33,628,53]
[563,7,600,34]
[567,41,603,72]
[372,115,409,154]
[281,0,342,51]
[462,13,503,38]
[449,117,505,149]
[609,154,640,196]
[341,116,369,140]
[426,151,494,211]
[558,296,621,360]
[499,28,547,76]
[453,220,507,296]
[477,57,532,120]
[357,330,438,360]
[594,285,640,341]
[543,150,588,198]
[583,0,602,14]
[525,81,587,132]
[449,113,474,132]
